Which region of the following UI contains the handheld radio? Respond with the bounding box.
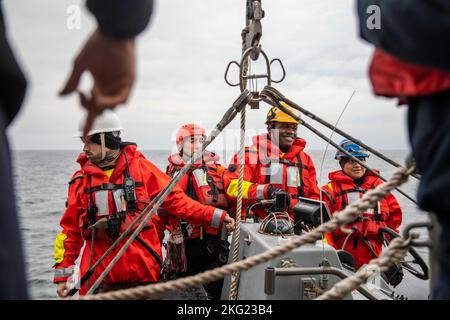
[123,152,137,202]
[107,214,121,239]
[123,176,136,202]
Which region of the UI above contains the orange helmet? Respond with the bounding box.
[176,123,206,150]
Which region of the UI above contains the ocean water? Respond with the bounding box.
[12,149,430,300]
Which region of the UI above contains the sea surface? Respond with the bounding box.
[12,149,430,300]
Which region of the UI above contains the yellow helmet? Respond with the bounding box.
[265,102,300,125]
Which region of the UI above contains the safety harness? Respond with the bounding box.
[334,182,382,222]
[330,181,383,253]
[82,151,162,268]
[260,154,309,197]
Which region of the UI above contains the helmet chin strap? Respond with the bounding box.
[100,132,106,161]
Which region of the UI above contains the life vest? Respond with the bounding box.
[370,49,450,103]
[321,170,399,269]
[167,151,228,238]
[167,152,228,210]
[77,145,153,243]
[258,153,311,201]
[189,166,228,209]
[326,181,385,222]
[250,135,318,216]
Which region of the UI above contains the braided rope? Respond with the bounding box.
[228,107,246,299]
[316,235,415,300]
[228,23,251,300]
[77,165,415,300]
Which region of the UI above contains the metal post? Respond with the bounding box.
[265,267,276,295]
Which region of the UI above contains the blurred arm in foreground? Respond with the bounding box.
[59,0,154,137]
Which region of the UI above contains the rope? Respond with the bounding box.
[77,164,415,300]
[228,106,246,300]
[228,22,251,301]
[316,235,415,300]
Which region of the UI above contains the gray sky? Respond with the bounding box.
[4,0,410,151]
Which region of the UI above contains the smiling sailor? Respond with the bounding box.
[223,102,321,220]
[321,139,403,286]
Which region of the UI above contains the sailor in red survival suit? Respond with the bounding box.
[160,123,231,300]
[53,112,234,297]
[321,140,403,285]
[356,0,450,298]
[224,103,320,220]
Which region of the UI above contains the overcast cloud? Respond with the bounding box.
[4,0,410,152]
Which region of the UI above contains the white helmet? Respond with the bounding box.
[75,110,123,137]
